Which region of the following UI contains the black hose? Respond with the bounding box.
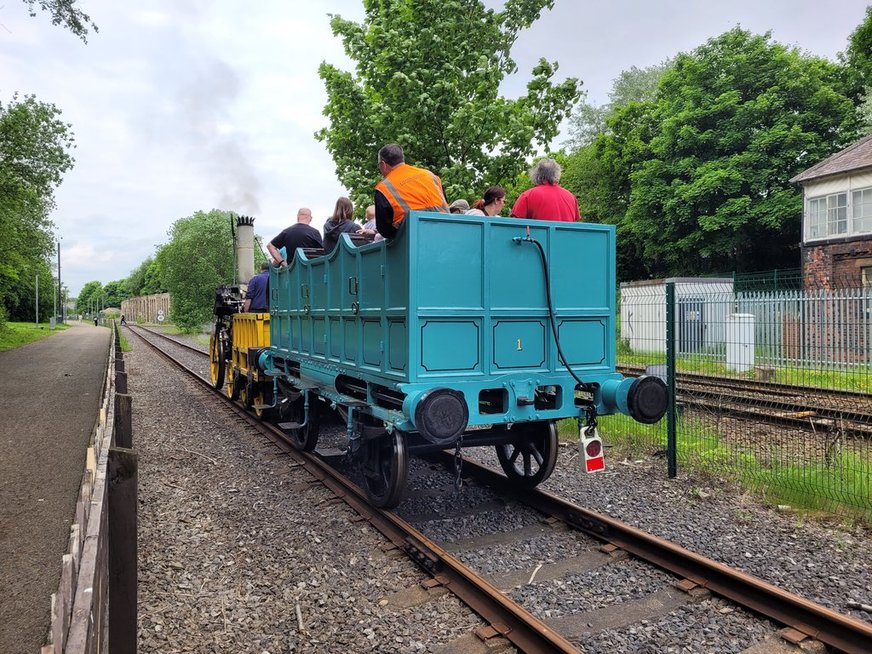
[523,236,596,393]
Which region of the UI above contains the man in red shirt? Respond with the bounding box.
[511,158,581,222]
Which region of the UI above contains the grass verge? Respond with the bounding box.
[0,321,70,352]
[559,414,872,525]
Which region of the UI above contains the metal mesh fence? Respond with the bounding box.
[595,275,872,520]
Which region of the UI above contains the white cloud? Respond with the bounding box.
[1,0,868,295]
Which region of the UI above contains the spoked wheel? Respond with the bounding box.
[358,430,408,509]
[495,420,559,488]
[209,332,225,390]
[283,393,319,451]
[226,370,241,401]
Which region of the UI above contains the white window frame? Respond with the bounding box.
[805,185,872,242]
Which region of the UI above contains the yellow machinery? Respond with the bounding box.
[209,298,273,418]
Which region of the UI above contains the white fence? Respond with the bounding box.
[621,284,872,369]
[736,288,872,368]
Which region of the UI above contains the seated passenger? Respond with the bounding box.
[323,197,376,252]
[511,159,581,222]
[267,207,323,266]
[243,261,270,313]
[465,187,506,217]
[449,199,470,214]
[374,143,449,239]
[363,204,384,243]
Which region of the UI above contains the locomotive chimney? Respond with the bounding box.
[236,214,255,285]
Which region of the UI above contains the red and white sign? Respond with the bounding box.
[580,428,605,473]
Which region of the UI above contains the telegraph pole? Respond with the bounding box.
[35,274,39,326]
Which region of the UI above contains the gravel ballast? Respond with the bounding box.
[128,332,489,653]
[132,325,872,650]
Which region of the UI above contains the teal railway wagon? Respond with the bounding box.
[259,211,666,506]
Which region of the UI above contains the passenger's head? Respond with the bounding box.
[297,208,313,224]
[365,204,375,222]
[529,158,561,186]
[471,187,506,214]
[333,196,354,222]
[378,144,405,176]
[260,261,270,271]
[449,199,470,214]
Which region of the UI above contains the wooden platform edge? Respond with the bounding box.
[42,322,122,654]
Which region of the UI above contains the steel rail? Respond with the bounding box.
[129,327,583,654]
[618,364,871,402]
[681,389,872,435]
[128,325,208,356]
[449,454,872,654]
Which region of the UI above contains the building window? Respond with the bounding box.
[806,187,872,241]
[863,266,872,288]
[853,188,872,234]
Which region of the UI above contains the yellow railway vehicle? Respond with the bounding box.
[209,285,274,419]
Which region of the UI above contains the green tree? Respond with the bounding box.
[317,0,580,212]
[159,210,235,332]
[75,280,103,315]
[845,6,872,132]
[565,61,671,149]
[595,29,859,277]
[0,94,75,326]
[2,259,56,322]
[102,280,129,308]
[22,0,98,42]
[124,254,166,297]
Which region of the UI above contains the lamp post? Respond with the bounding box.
[57,239,63,324]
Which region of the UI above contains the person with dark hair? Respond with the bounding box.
[244,261,270,313]
[465,187,506,217]
[511,158,580,222]
[374,143,449,238]
[268,208,323,266]
[323,197,375,252]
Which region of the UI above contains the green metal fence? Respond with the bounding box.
[598,275,872,520]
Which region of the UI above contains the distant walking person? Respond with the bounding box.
[267,208,323,266]
[243,261,270,313]
[511,159,580,222]
[120,314,127,326]
[374,144,449,239]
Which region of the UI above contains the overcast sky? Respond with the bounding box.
[1,0,869,295]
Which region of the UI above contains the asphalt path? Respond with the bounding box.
[0,322,110,654]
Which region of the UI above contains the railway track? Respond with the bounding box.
[126,324,872,653]
[619,364,872,437]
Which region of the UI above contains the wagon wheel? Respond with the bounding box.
[242,375,254,411]
[358,430,408,509]
[283,393,320,451]
[495,420,559,488]
[209,332,225,390]
[226,370,241,401]
[253,384,274,421]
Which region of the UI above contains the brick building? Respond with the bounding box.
[791,135,872,290]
